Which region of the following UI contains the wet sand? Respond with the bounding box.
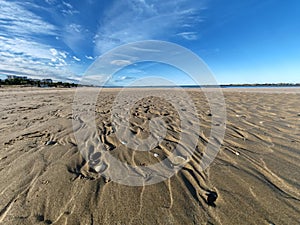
[0,87,299,224]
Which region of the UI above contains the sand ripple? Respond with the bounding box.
[0,87,299,224]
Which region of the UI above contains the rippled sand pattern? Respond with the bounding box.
[0,87,299,225]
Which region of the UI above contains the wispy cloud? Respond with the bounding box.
[50,48,68,66]
[113,75,135,83]
[73,56,81,61]
[85,55,94,60]
[0,35,77,81]
[61,0,79,15]
[62,23,89,54]
[0,0,207,83]
[44,0,79,16]
[94,0,206,54]
[176,31,198,40]
[62,1,73,9]
[0,1,78,81]
[0,1,57,36]
[44,0,57,5]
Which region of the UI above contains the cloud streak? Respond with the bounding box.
[0,0,207,82]
[95,0,206,54]
[0,0,79,81]
[73,56,81,61]
[0,1,57,36]
[176,31,198,40]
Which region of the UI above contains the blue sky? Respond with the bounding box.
[0,0,299,85]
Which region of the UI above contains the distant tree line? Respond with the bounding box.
[0,75,78,88]
[220,83,300,87]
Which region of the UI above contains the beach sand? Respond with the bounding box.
[0,87,299,224]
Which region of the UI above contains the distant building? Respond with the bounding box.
[7,75,18,80]
[42,79,53,83]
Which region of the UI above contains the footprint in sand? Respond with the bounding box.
[170,155,188,166]
[90,151,101,161]
[89,151,108,173]
[206,191,218,207]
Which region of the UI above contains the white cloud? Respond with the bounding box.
[61,9,79,16]
[45,0,78,15]
[85,55,94,60]
[0,1,57,36]
[176,32,198,40]
[95,0,205,54]
[50,48,58,56]
[0,36,53,60]
[62,1,73,9]
[59,51,68,59]
[45,0,57,5]
[0,54,76,82]
[62,23,86,53]
[49,48,68,65]
[61,1,79,16]
[73,56,81,61]
[119,76,134,81]
[0,35,74,80]
[68,24,82,33]
[0,1,79,81]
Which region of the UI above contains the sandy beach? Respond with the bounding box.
[0,87,299,225]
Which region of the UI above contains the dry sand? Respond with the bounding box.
[0,87,299,225]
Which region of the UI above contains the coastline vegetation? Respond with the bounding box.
[0,75,78,88]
